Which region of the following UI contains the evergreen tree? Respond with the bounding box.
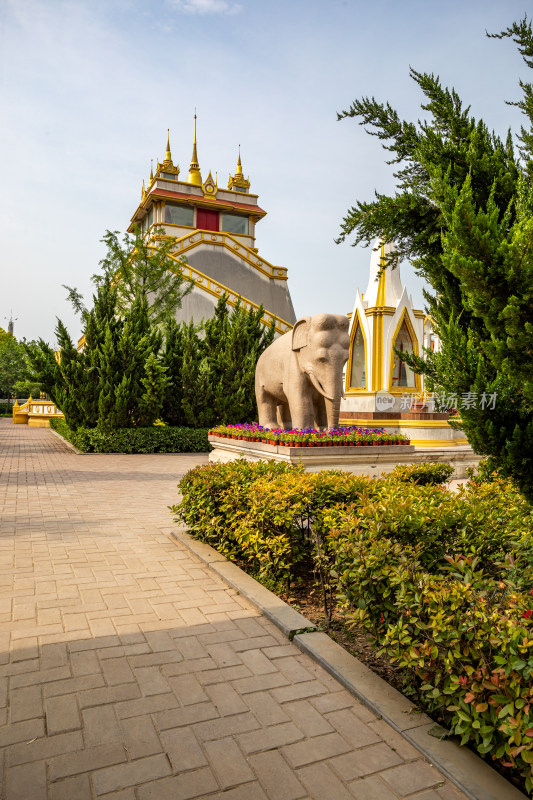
[139,352,169,426]
[161,318,185,426]
[83,278,123,426]
[211,301,275,423]
[0,330,40,407]
[65,225,192,327]
[27,286,165,430]
[337,16,533,498]
[168,295,275,428]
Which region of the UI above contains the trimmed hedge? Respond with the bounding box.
[173,460,533,791]
[51,418,210,453]
[388,462,453,485]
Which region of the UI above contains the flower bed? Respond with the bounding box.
[209,422,409,446]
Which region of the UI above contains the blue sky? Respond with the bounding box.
[0,0,530,342]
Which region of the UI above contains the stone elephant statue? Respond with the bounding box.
[255,313,350,430]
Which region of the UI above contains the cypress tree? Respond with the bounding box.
[161,318,186,427]
[138,352,169,426]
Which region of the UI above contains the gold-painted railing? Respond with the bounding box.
[153,229,288,281]
[166,255,293,336]
[13,396,64,426]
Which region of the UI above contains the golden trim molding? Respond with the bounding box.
[167,230,288,282]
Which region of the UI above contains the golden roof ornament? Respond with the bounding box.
[202,170,218,198]
[228,144,250,191]
[159,129,180,177]
[186,114,202,186]
[150,159,154,182]
[141,179,147,201]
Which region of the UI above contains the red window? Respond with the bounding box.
[197,209,219,231]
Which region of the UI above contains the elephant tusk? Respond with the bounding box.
[307,370,336,402]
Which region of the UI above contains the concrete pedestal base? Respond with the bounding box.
[208,436,482,479]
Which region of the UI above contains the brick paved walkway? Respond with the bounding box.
[0,419,468,800]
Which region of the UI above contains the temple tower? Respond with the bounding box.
[128,121,296,335]
[342,239,432,412]
[340,240,466,446]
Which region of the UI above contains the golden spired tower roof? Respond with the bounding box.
[157,129,179,176]
[186,115,202,186]
[228,144,250,191]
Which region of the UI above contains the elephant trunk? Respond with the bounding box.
[306,367,344,429]
[324,397,341,430]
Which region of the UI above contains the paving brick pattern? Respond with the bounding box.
[0,420,469,799]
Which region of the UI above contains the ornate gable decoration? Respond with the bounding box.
[202,170,218,198]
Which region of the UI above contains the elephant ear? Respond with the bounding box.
[292,317,310,351]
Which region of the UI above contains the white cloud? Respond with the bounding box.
[167,0,242,14]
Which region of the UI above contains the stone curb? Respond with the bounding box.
[171,527,314,638]
[170,524,527,800]
[48,426,82,454]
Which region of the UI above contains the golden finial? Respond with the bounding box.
[150,159,154,182]
[141,179,147,201]
[187,113,202,186]
[163,129,173,167]
[158,129,179,177]
[228,144,250,192]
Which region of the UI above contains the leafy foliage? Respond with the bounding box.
[65,225,193,327]
[329,486,533,793]
[164,295,275,428]
[174,459,533,787]
[26,281,166,429]
[386,462,454,485]
[51,418,210,453]
[337,17,533,498]
[0,329,40,401]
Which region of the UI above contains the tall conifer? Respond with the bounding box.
[337,16,533,497]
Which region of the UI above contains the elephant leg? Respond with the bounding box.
[277,403,292,430]
[289,395,316,430]
[256,388,280,429]
[313,397,328,430]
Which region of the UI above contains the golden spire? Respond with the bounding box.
[228,144,250,191]
[187,114,202,186]
[158,129,179,177]
[163,129,172,167]
[150,159,154,182]
[141,179,146,201]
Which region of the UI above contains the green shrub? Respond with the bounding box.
[173,461,375,608]
[327,508,533,792]
[466,458,504,486]
[174,458,533,788]
[385,462,454,485]
[171,459,299,560]
[332,478,530,572]
[51,418,210,453]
